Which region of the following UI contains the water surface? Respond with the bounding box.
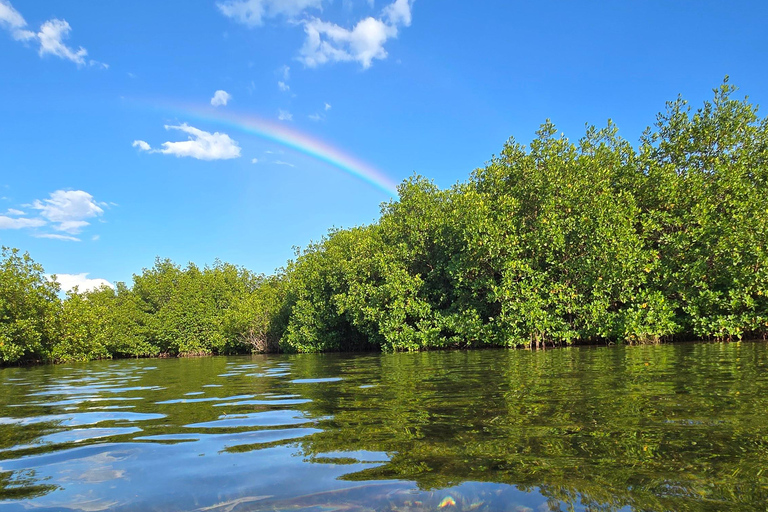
[0,343,767,511]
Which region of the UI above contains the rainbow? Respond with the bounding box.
[144,102,400,196]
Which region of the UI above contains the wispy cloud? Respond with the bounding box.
[134,124,241,161]
[278,81,290,92]
[31,190,105,234]
[34,233,80,242]
[0,215,46,229]
[278,109,293,122]
[217,0,322,27]
[0,0,98,67]
[0,189,106,241]
[37,19,87,66]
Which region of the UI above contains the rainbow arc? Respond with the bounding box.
[156,103,399,196]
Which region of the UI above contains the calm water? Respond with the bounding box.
[0,343,767,511]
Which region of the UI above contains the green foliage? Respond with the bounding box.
[0,247,60,363]
[224,274,289,353]
[2,80,767,363]
[283,79,768,350]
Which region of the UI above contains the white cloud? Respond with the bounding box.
[34,233,80,242]
[218,0,412,69]
[251,158,259,164]
[135,124,241,161]
[0,0,33,40]
[324,102,332,111]
[132,140,151,151]
[278,81,290,92]
[278,65,290,81]
[299,0,412,69]
[273,160,295,167]
[0,1,96,66]
[31,190,104,234]
[5,208,24,216]
[37,19,88,66]
[217,0,322,27]
[308,113,322,121]
[211,89,232,107]
[0,215,46,229]
[300,16,392,69]
[278,109,293,121]
[382,0,411,26]
[52,273,115,293]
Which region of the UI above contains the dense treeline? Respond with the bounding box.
[2,81,767,363]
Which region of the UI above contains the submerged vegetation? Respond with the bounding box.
[2,80,768,363]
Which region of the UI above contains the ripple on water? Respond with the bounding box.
[0,411,165,427]
[290,377,342,384]
[38,427,143,445]
[184,410,320,429]
[213,398,311,407]
[155,394,254,405]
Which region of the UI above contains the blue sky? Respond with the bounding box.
[1,0,767,290]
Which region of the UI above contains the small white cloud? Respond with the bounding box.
[0,215,46,229]
[135,124,241,161]
[5,208,24,216]
[278,81,290,92]
[89,59,108,69]
[324,102,332,111]
[382,0,411,27]
[251,158,259,164]
[31,190,104,234]
[278,64,290,81]
[217,0,322,27]
[278,109,293,122]
[34,233,80,242]
[211,89,232,107]
[91,234,100,241]
[37,19,88,66]
[132,140,151,152]
[273,160,295,167]
[52,273,114,293]
[308,113,322,122]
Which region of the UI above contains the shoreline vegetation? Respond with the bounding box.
[2,80,768,365]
